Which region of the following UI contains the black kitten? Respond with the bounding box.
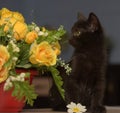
[65,13,107,113]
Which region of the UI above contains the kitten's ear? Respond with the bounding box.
[87,13,100,32]
[77,12,86,21]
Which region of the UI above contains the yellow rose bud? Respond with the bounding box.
[29,41,57,66]
[41,27,46,32]
[13,21,28,40]
[25,31,38,44]
[29,42,38,64]
[52,41,61,56]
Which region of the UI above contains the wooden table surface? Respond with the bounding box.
[20,106,120,113]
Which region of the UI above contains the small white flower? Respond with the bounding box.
[19,73,25,81]
[44,32,48,36]
[6,78,11,83]
[53,36,58,39]
[10,40,16,47]
[7,34,12,38]
[4,80,13,91]
[61,62,65,66]
[8,82,13,87]
[38,31,44,36]
[66,102,87,113]
[20,78,25,82]
[9,40,20,52]
[14,47,20,52]
[3,84,9,91]
[10,76,16,81]
[20,73,26,78]
[35,26,40,32]
[16,76,21,81]
[12,57,18,61]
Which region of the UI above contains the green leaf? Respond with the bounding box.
[46,25,66,43]
[17,41,30,66]
[48,66,65,100]
[12,81,38,106]
[37,25,66,44]
[16,63,32,69]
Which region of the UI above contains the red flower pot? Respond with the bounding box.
[0,68,38,112]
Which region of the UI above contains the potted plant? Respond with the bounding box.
[0,8,71,112]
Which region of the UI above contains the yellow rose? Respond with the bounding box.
[0,19,5,26]
[0,45,10,83]
[0,67,9,83]
[0,8,25,33]
[13,11,25,22]
[0,8,12,19]
[1,17,17,32]
[8,17,17,25]
[0,8,24,22]
[13,21,28,40]
[25,31,38,44]
[51,41,61,56]
[0,45,10,70]
[29,41,57,66]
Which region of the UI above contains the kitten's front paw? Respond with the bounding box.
[91,106,106,113]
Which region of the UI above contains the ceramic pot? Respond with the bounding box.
[0,68,38,112]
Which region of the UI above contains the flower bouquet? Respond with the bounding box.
[0,8,71,112]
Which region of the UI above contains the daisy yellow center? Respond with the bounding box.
[73,107,80,112]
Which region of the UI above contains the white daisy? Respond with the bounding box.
[66,102,87,113]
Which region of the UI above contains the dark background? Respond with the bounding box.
[0,0,120,107]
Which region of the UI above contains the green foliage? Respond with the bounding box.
[48,66,65,100]
[0,27,9,45]
[46,25,66,43]
[0,25,5,36]
[0,8,67,106]
[0,24,67,106]
[37,25,66,44]
[16,41,32,68]
[12,81,38,106]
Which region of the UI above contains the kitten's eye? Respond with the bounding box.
[73,31,81,37]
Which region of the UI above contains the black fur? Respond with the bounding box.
[65,12,107,113]
[51,12,107,113]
